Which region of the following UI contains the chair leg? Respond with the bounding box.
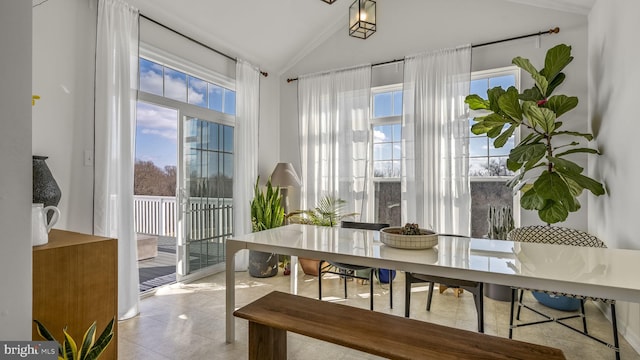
[474,283,484,333]
[611,304,620,360]
[340,269,347,299]
[516,289,524,320]
[404,272,411,317]
[369,269,374,311]
[318,261,323,301]
[580,299,588,334]
[426,281,435,311]
[389,271,393,309]
[509,287,517,339]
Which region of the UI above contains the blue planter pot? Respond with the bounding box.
[375,269,396,284]
[532,291,581,311]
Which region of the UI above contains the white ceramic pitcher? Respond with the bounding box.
[32,203,60,246]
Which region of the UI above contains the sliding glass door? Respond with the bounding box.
[177,115,234,278]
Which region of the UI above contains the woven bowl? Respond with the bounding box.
[380,227,439,249]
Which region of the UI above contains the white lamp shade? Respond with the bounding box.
[270,163,301,187]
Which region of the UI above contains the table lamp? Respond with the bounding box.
[270,162,301,216]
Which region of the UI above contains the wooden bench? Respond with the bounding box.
[233,291,566,360]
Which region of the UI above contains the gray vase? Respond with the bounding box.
[32,156,61,222]
[248,250,278,278]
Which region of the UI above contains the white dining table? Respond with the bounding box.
[225,224,640,343]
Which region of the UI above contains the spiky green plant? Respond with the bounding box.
[290,195,357,227]
[487,205,514,240]
[250,176,284,232]
[465,44,604,224]
[34,318,114,360]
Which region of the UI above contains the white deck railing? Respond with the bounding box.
[133,195,233,239]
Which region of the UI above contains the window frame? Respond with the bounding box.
[371,84,403,182]
[138,43,236,123]
[468,65,521,181]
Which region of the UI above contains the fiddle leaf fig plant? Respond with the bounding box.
[465,44,604,224]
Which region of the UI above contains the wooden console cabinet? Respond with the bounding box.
[32,229,118,359]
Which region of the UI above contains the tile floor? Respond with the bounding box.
[119,268,639,359]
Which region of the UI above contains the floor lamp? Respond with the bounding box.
[270,162,301,221]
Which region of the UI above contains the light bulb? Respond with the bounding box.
[360,12,367,21]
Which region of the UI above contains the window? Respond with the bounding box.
[371,86,402,226]
[467,66,520,237]
[136,46,236,278]
[139,57,236,115]
[468,67,519,177]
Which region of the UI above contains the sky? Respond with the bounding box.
[135,101,178,169]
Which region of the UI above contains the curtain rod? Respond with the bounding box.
[140,13,268,77]
[286,27,559,83]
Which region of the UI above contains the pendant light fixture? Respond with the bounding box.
[321,0,337,4]
[349,0,376,39]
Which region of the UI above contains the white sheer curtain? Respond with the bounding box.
[298,65,371,219]
[94,0,139,319]
[402,45,472,235]
[233,59,260,271]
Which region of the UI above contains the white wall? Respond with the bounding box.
[32,0,97,234]
[0,1,32,340]
[589,0,640,351]
[280,0,589,229]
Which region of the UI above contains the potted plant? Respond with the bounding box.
[288,196,356,276]
[249,177,284,278]
[465,43,604,224]
[485,205,515,301]
[465,43,605,309]
[34,318,115,360]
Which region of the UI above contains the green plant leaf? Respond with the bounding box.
[559,171,606,196]
[251,176,284,231]
[34,320,62,357]
[521,101,539,128]
[506,157,523,172]
[512,56,539,77]
[487,87,506,113]
[521,188,545,210]
[465,94,490,110]
[541,44,573,83]
[84,334,113,360]
[564,176,585,197]
[533,171,571,202]
[524,105,556,133]
[509,143,546,165]
[62,328,78,360]
[546,72,566,96]
[544,95,578,118]
[493,124,516,148]
[518,132,545,147]
[519,86,543,102]
[79,322,96,360]
[487,124,504,138]
[470,121,492,135]
[550,156,584,174]
[552,131,594,141]
[539,200,569,224]
[555,147,600,157]
[497,87,523,120]
[532,72,549,97]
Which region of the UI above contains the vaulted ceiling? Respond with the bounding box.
[126,0,595,75]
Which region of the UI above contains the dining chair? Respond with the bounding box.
[507,225,620,360]
[318,221,391,311]
[404,234,484,333]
